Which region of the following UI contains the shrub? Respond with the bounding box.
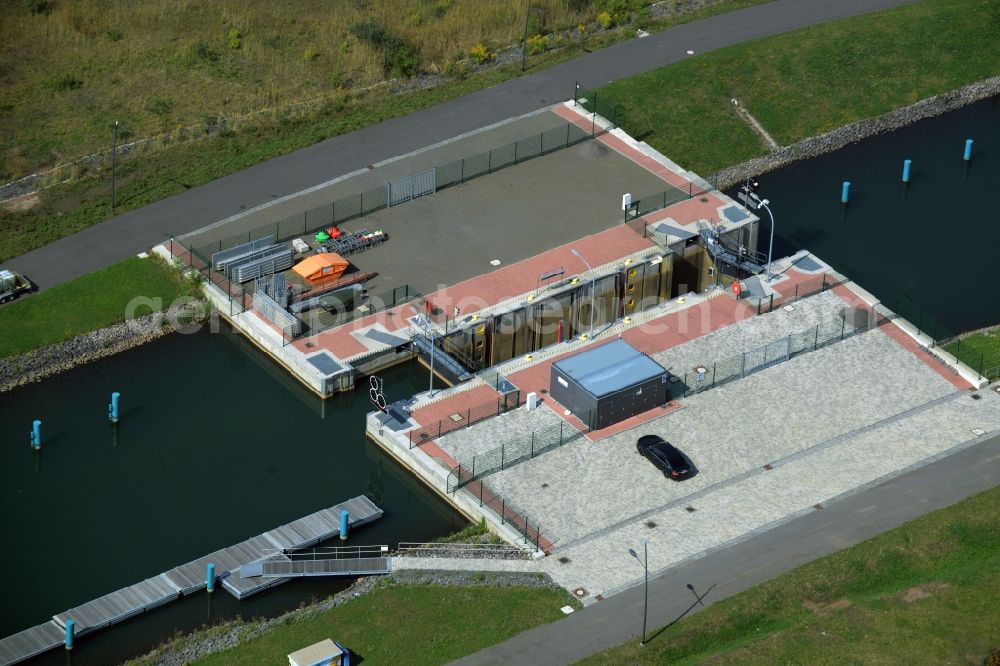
[192,42,220,63]
[577,23,587,37]
[596,11,613,29]
[51,75,83,91]
[469,43,491,65]
[443,59,469,79]
[303,45,319,61]
[525,33,548,56]
[106,29,123,42]
[25,0,54,15]
[406,12,422,27]
[349,21,418,77]
[227,28,241,50]
[147,98,173,118]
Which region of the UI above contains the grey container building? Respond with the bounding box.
[549,339,669,430]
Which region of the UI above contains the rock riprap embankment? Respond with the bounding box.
[0,302,207,392]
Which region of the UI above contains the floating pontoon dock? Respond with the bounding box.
[0,496,382,666]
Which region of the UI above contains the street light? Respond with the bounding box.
[521,1,543,71]
[628,538,650,646]
[758,199,775,282]
[570,248,595,339]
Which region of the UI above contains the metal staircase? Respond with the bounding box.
[697,220,767,275]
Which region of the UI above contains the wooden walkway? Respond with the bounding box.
[0,496,382,666]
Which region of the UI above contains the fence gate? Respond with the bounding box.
[388,168,436,207]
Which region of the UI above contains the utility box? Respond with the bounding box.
[550,339,668,430]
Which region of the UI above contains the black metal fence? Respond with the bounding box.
[446,412,591,493]
[748,273,849,315]
[408,390,524,448]
[574,83,626,134]
[458,478,548,551]
[895,295,988,378]
[673,304,895,399]
[280,284,412,345]
[189,119,599,260]
[623,178,719,238]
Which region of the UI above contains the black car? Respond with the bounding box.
[637,435,694,480]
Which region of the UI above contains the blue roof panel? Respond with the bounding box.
[553,339,666,397]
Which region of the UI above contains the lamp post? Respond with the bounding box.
[111,120,119,210]
[628,539,650,646]
[571,248,595,339]
[758,198,775,282]
[521,1,543,71]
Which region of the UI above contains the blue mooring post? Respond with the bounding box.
[339,510,349,541]
[840,181,851,204]
[964,139,973,161]
[30,420,41,450]
[902,160,912,183]
[108,391,120,423]
[206,563,215,593]
[64,619,74,650]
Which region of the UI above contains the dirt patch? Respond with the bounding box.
[891,581,952,604]
[1,192,39,212]
[802,598,851,616]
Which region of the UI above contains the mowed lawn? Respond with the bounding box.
[194,583,575,666]
[0,256,199,358]
[944,329,1000,379]
[598,0,1000,175]
[581,483,1000,664]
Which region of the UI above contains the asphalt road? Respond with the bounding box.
[5,0,920,291]
[453,431,1000,665]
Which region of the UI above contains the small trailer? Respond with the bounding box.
[0,269,33,303]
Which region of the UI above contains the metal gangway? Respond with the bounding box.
[697,220,767,275]
[240,545,391,579]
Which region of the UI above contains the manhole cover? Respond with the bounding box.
[540,388,548,394]
[305,342,316,348]
[541,483,550,489]
[700,197,709,203]
[971,393,982,400]
[685,506,696,513]
[645,520,657,528]
[419,433,429,440]
[558,556,571,564]
[763,463,773,471]
[574,588,588,597]
[449,413,464,422]
[814,504,824,510]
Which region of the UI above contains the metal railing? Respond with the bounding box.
[894,295,988,379]
[395,542,528,559]
[673,304,896,399]
[281,284,413,345]
[623,178,718,238]
[408,390,524,448]
[747,273,848,315]
[456,479,548,552]
[188,119,600,260]
[446,413,591,492]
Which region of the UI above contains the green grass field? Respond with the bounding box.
[192,583,575,665]
[580,483,1000,664]
[944,328,1000,379]
[597,0,1000,176]
[0,256,200,358]
[0,0,769,264]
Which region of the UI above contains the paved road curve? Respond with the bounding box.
[6,0,920,291]
[452,432,1000,665]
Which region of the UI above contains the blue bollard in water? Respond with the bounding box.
[902,160,912,183]
[64,619,75,650]
[841,181,851,204]
[339,510,349,541]
[30,420,41,450]
[206,562,215,593]
[964,138,973,161]
[108,392,120,423]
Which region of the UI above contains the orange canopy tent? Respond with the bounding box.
[292,252,349,283]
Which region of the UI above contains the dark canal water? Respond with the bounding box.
[0,324,457,665]
[728,96,1000,334]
